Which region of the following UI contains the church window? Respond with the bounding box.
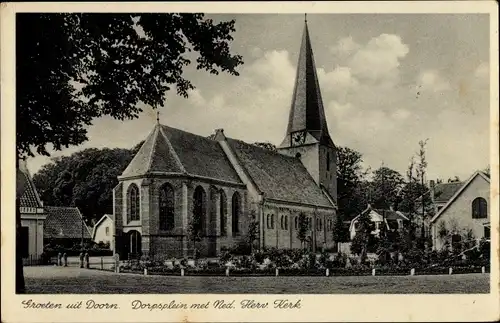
[159,184,175,230]
[232,192,241,236]
[294,216,298,230]
[307,217,312,230]
[220,190,227,236]
[193,186,207,234]
[280,215,284,230]
[472,197,487,219]
[271,214,275,229]
[284,216,288,230]
[127,184,140,222]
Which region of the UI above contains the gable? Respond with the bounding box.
[226,138,333,208]
[430,171,490,223]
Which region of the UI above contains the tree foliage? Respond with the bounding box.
[369,166,404,210]
[336,146,369,220]
[33,146,139,223]
[297,213,308,249]
[17,13,243,158]
[253,142,278,151]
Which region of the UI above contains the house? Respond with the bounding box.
[44,206,92,248]
[430,171,490,251]
[349,205,409,240]
[113,20,338,259]
[92,214,114,250]
[18,160,47,260]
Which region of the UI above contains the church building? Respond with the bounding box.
[113,21,338,259]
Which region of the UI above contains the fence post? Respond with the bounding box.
[101,257,104,270]
[144,268,148,276]
[410,268,415,276]
[275,268,279,277]
[448,267,453,275]
[481,266,485,274]
[372,268,376,276]
[326,268,330,277]
[181,268,185,276]
[225,268,230,277]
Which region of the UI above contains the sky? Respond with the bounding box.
[26,13,491,182]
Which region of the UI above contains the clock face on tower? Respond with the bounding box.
[291,131,306,146]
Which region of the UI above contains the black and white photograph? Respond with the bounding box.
[1,1,499,322]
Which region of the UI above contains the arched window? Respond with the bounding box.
[220,190,227,236]
[232,192,241,236]
[159,184,175,230]
[280,215,284,230]
[127,184,140,222]
[193,186,207,234]
[284,216,288,230]
[294,216,298,230]
[271,214,275,229]
[472,197,487,219]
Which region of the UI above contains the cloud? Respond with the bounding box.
[347,34,409,84]
[330,36,360,56]
[417,70,451,93]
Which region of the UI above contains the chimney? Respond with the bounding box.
[214,128,226,141]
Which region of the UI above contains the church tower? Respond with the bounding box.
[278,18,337,203]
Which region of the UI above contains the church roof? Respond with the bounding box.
[281,20,333,148]
[120,124,243,184]
[44,206,92,239]
[227,138,334,208]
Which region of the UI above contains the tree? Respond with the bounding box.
[245,210,259,252]
[336,146,370,220]
[297,213,308,250]
[16,13,243,293]
[253,142,277,151]
[187,200,203,259]
[370,166,404,210]
[33,146,138,224]
[350,209,375,264]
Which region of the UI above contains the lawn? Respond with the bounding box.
[24,266,490,294]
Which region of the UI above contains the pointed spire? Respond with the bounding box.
[281,18,333,148]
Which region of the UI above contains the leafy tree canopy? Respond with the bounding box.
[33,145,140,224]
[17,13,243,158]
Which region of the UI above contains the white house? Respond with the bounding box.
[349,205,409,240]
[92,214,114,250]
[430,171,490,251]
[18,159,47,261]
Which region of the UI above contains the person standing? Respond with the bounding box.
[84,251,90,269]
[57,252,62,266]
[63,252,68,267]
[79,251,84,268]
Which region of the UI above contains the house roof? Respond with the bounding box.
[120,124,243,185]
[433,181,464,203]
[18,160,43,208]
[226,138,334,208]
[430,171,490,223]
[44,206,92,239]
[350,205,408,232]
[279,20,333,148]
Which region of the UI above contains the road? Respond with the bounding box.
[24,266,490,294]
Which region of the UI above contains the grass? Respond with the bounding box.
[24,266,490,294]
